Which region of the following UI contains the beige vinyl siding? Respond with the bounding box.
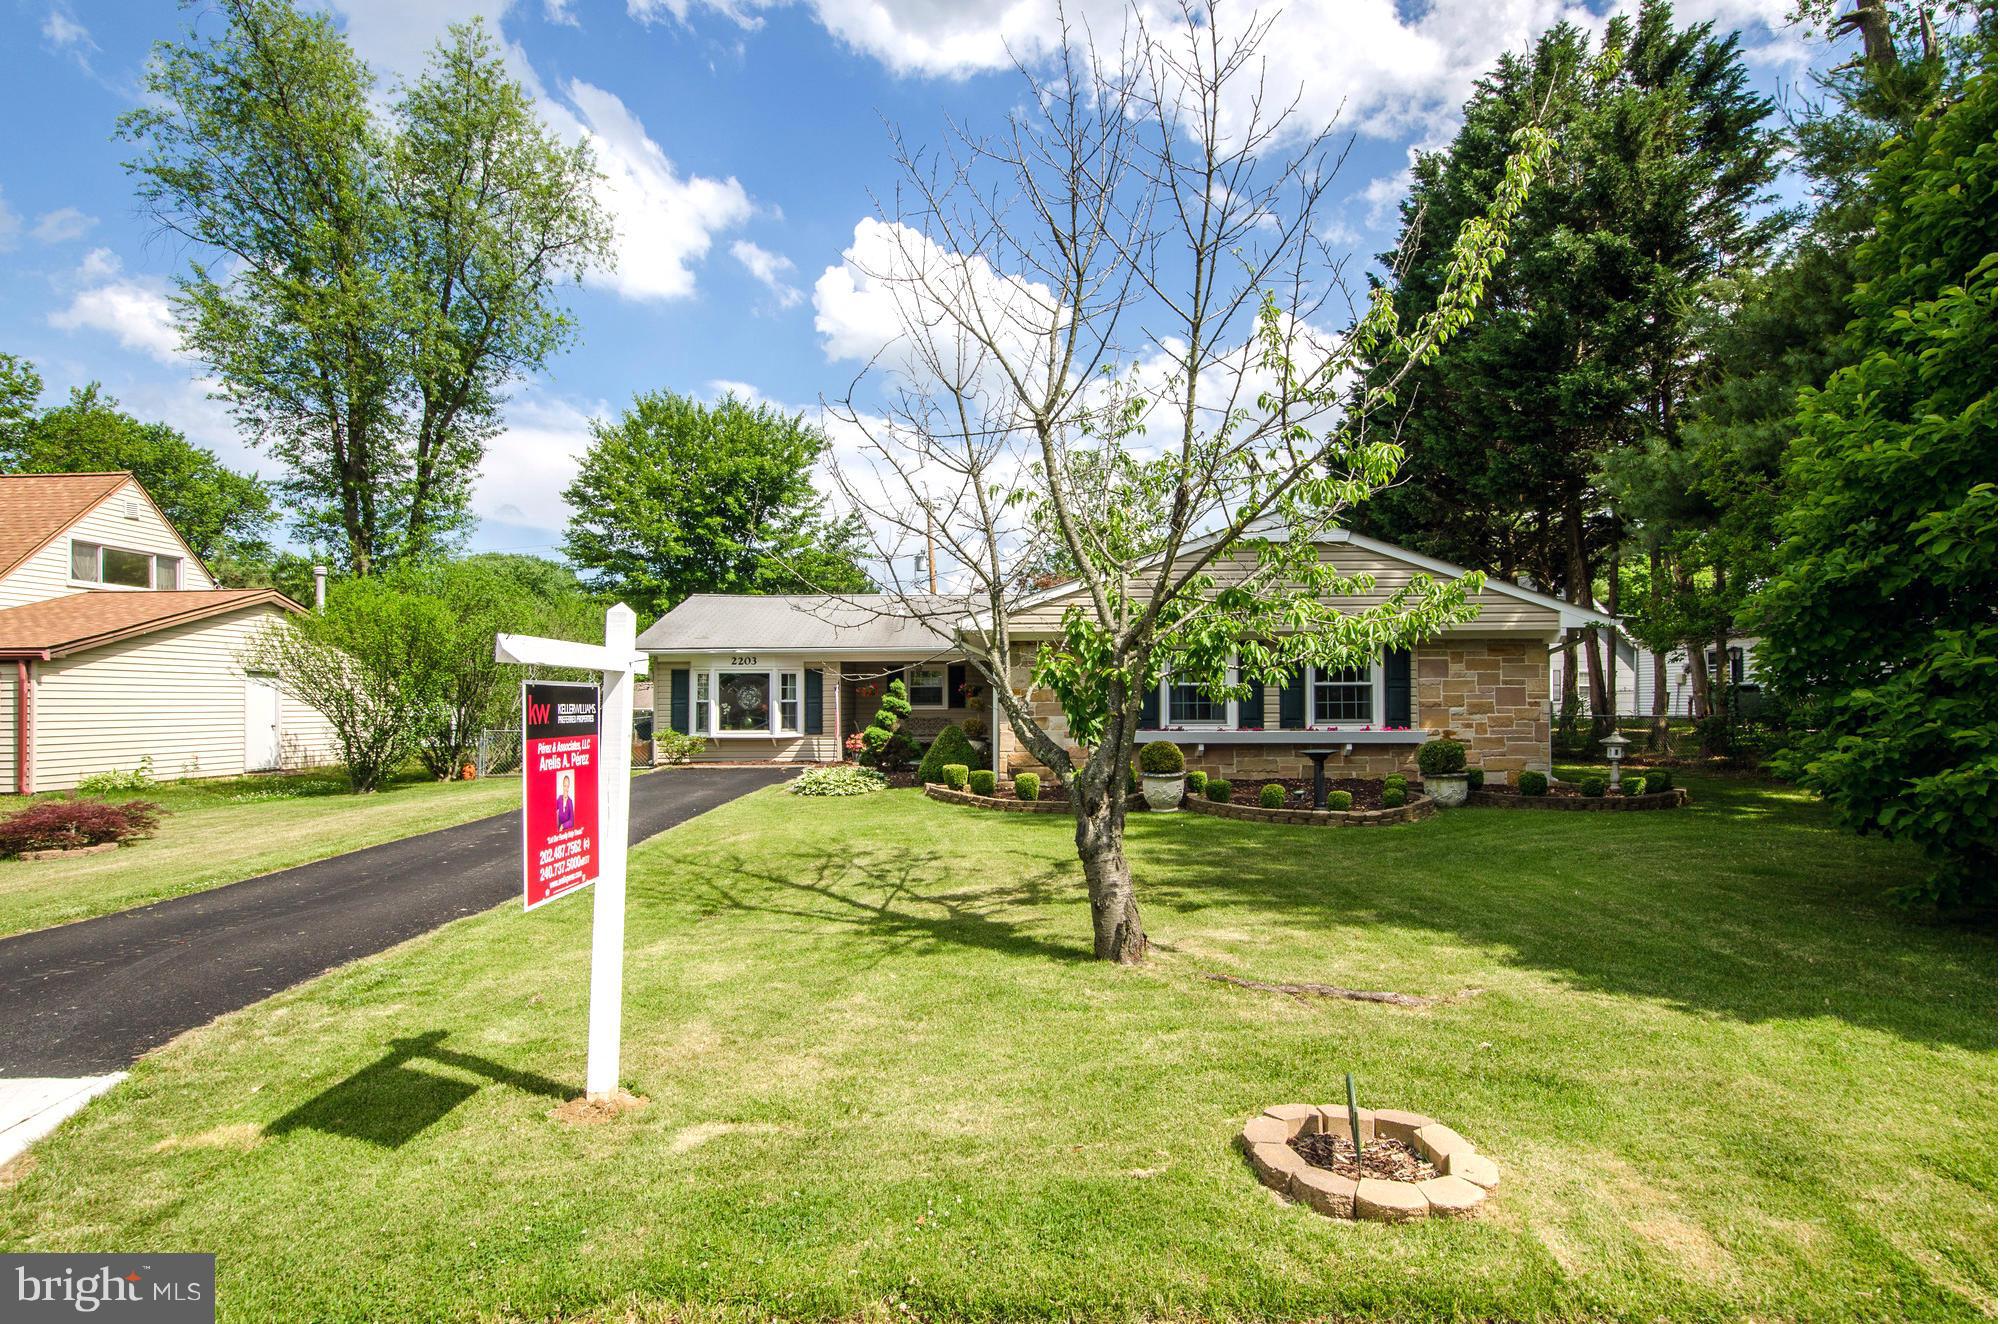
[0,478,216,610]
[1008,544,1560,635]
[652,659,843,764]
[29,606,339,792]
[0,662,17,793]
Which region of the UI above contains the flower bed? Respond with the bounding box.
[923,784,1144,815]
[1471,784,1688,811]
[1186,792,1434,828]
[1205,776,1405,811]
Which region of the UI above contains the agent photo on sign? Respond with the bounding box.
[555,769,576,832]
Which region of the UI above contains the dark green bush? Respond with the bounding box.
[861,680,921,773]
[1466,768,1485,791]
[1384,773,1408,799]
[1580,774,1608,798]
[1139,740,1185,775]
[968,769,996,796]
[1205,778,1233,802]
[917,723,977,785]
[1622,776,1649,797]
[1014,772,1041,802]
[1416,739,1467,776]
[1643,767,1673,792]
[1517,770,1548,796]
[1381,786,1406,808]
[941,763,969,790]
[1326,789,1353,810]
[1258,783,1285,809]
[1186,770,1208,796]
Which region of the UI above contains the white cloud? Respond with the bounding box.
[0,189,19,252]
[1359,165,1415,231]
[730,239,803,307]
[544,0,580,25]
[32,207,97,244]
[471,393,609,534]
[47,249,188,364]
[706,378,764,400]
[41,4,93,53]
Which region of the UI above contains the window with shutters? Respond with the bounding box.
[696,666,803,736]
[1310,663,1380,725]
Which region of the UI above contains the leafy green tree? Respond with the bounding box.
[0,352,40,450]
[1750,60,1996,909]
[562,391,872,620]
[2,379,275,566]
[121,3,612,574]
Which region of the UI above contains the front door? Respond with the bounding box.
[245,675,281,772]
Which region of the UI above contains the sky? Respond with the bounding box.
[0,0,1827,566]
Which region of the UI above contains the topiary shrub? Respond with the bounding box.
[941,763,969,790]
[917,723,977,785]
[1416,739,1467,776]
[1205,778,1233,802]
[1580,774,1608,798]
[1258,783,1286,809]
[1381,786,1406,808]
[1186,770,1208,796]
[1014,772,1041,801]
[1622,775,1649,797]
[1139,740,1185,775]
[968,769,996,796]
[861,680,921,773]
[1327,789,1353,810]
[1517,770,1548,796]
[1465,768,1485,791]
[1643,767,1673,793]
[0,799,161,856]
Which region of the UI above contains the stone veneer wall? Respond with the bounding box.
[995,636,1552,784]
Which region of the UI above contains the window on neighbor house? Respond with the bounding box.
[908,666,947,707]
[71,540,179,590]
[1311,664,1374,723]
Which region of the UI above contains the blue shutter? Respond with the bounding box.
[1139,679,1160,729]
[1278,666,1306,729]
[947,663,968,710]
[804,668,823,734]
[669,668,691,734]
[1241,673,1264,729]
[1384,649,1412,728]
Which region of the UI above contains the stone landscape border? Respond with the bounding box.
[1186,793,1435,827]
[1468,785,1689,811]
[1240,1103,1499,1222]
[923,784,1146,815]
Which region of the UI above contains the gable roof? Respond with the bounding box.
[638,594,960,655]
[0,589,301,659]
[0,472,131,580]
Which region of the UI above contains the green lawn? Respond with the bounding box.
[0,767,523,937]
[2,773,1992,1322]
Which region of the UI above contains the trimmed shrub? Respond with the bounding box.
[917,723,977,785]
[1014,772,1042,802]
[1384,773,1408,796]
[960,714,989,743]
[941,763,969,790]
[0,799,161,856]
[1185,770,1209,796]
[788,766,889,797]
[1327,789,1353,810]
[1465,768,1485,791]
[1139,740,1185,775]
[1580,774,1608,798]
[1622,776,1649,797]
[968,769,996,796]
[1258,783,1286,809]
[861,680,921,773]
[1416,739,1467,776]
[1205,778,1233,802]
[1643,767,1674,793]
[1517,770,1549,796]
[1381,786,1406,809]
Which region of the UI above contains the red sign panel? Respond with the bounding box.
[522,680,600,911]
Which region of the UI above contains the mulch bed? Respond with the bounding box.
[1290,1132,1439,1183]
[1480,780,1661,800]
[1212,776,1396,810]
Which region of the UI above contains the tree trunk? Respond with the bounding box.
[1647,541,1669,750]
[1072,760,1146,963]
[1687,639,1712,718]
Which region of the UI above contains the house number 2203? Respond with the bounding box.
[729,655,758,666]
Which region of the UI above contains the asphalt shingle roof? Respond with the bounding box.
[0,589,299,658]
[636,593,959,654]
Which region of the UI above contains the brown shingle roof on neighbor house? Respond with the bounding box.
[0,472,132,579]
[0,589,302,659]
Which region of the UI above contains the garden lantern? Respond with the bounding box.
[1601,730,1630,788]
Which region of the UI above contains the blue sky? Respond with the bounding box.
[1,0,1824,562]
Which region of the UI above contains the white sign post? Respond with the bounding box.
[496,603,645,1102]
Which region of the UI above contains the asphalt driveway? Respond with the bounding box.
[0,767,788,1076]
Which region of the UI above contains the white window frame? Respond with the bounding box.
[1155,655,1239,730]
[907,665,947,709]
[1309,660,1384,727]
[699,664,805,739]
[70,539,180,591]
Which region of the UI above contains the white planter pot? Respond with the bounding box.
[1426,773,1469,808]
[1141,773,1186,812]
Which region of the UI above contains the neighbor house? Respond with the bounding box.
[1550,630,1764,720]
[0,472,338,793]
[640,528,1616,785]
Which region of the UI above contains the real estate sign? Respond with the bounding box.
[522,680,601,911]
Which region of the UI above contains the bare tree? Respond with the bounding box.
[827,2,1550,963]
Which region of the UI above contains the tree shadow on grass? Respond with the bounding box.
[691,842,1088,967]
[266,1030,570,1148]
[1123,776,1995,1052]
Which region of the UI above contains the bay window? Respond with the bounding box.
[715,672,772,732]
[696,665,805,737]
[1311,663,1377,724]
